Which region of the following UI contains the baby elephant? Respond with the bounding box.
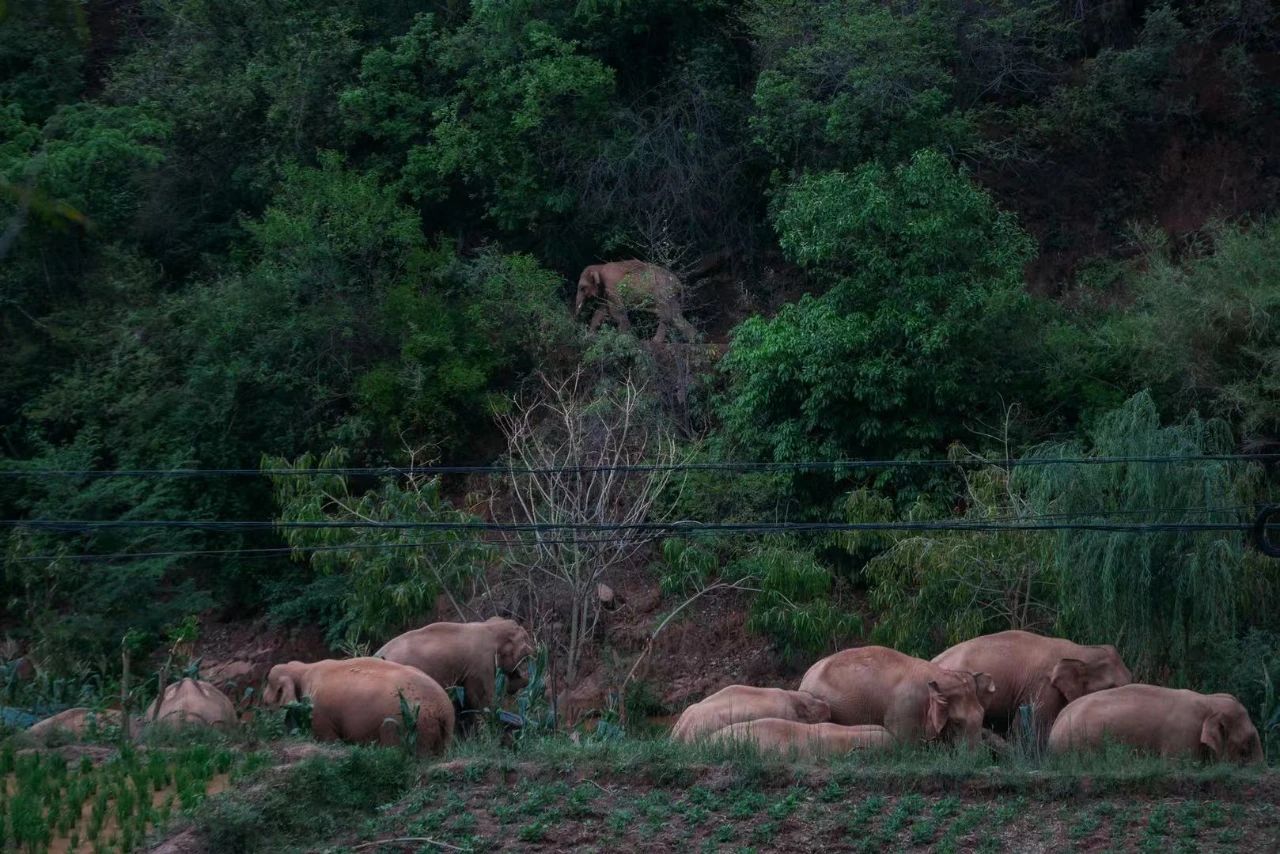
[145,678,238,729]
[263,658,454,755]
[709,719,894,759]
[1048,684,1263,764]
[670,685,830,743]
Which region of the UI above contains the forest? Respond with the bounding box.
[3,0,1280,756]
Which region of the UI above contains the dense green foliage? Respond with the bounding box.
[2,0,1279,697]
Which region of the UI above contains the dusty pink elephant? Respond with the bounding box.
[932,630,1132,739]
[1048,684,1262,764]
[708,718,895,758]
[263,658,454,755]
[800,646,994,747]
[670,685,831,743]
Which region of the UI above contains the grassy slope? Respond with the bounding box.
[180,735,1280,853]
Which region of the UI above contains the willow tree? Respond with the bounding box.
[1017,392,1270,679]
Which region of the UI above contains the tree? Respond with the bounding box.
[719,149,1037,462]
[493,371,678,682]
[267,448,490,646]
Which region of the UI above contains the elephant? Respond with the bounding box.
[374,617,534,716]
[573,260,696,342]
[708,719,895,759]
[669,685,831,743]
[24,707,124,743]
[144,678,238,729]
[1048,684,1262,764]
[262,658,454,755]
[799,646,995,747]
[931,630,1132,739]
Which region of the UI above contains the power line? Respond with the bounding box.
[8,534,625,564]
[2,453,1278,479]
[0,518,1259,535]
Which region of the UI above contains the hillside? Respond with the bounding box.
[3,2,1280,850]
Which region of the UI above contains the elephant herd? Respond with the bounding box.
[671,630,1265,765]
[22,617,534,757]
[20,623,1264,766]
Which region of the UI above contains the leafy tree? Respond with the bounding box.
[719,150,1037,461]
[267,449,490,645]
[343,14,615,233]
[1020,391,1272,679]
[1094,220,1280,448]
[851,464,1056,658]
[748,0,972,172]
[0,0,87,124]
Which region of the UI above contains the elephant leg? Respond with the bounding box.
[589,306,608,332]
[609,300,632,333]
[378,716,402,748]
[673,313,696,341]
[652,321,667,344]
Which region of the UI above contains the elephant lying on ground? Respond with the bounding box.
[1048,684,1262,764]
[670,685,831,743]
[574,260,695,342]
[263,658,454,755]
[145,678,238,729]
[932,630,1132,739]
[708,719,894,758]
[800,646,994,747]
[25,708,124,743]
[375,617,534,716]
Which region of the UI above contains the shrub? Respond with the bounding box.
[719,150,1037,462]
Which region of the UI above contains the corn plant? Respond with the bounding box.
[395,691,421,757]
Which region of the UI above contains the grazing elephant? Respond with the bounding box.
[574,260,696,342]
[931,630,1132,738]
[145,678,238,729]
[1048,684,1263,764]
[670,685,831,743]
[708,719,895,758]
[799,646,995,747]
[375,617,534,715]
[263,658,454,755]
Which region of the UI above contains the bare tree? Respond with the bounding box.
[493,370,680,682]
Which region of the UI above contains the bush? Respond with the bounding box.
[719,150,1037,462]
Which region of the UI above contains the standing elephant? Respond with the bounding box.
[1048,684,1262,764]
[931,630,1132,739]
[574,260,696,342]
[799,646,995,747]
[375,617,534,715]
[708,719,895,758]
[262,658,454,755]
[670,685,831,743]
[145,678,238,729]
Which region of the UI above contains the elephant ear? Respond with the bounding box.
[1200,712,1226,759]
[1049,659,1088,703]
[925,680,949,740]
[590,268,604,292]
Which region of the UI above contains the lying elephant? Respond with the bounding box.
[574,260,696,343]
[932,630,1131,739]
[708,719,895,759]
[264,658,454,755]
[145,678,238,729]
[375,617,534,716]
[800,646,994,747]
[670,685,830,743]
[1048,684,1263,764]
[24,707,124,743]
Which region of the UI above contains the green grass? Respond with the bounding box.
[10,723,1275,853]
